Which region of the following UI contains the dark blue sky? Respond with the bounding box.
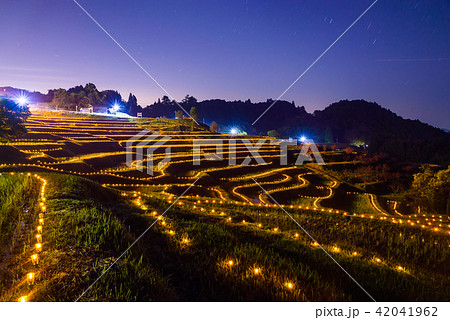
[1,0,449,128]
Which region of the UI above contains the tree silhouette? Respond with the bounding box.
[190,107,199,122]
[267,130,280,138]
[0,97,29,142]
[126,93,142,116]
[210,121,219,133]
[175,110,184,119]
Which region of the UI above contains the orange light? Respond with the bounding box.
[254,268,260,275]
[27,272,35,285]
[286,282,293,289]
[18,296,27,302]
[31,254,39,265]
[35,243,42,252]
[228,260,233,266]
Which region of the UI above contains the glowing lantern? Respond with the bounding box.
[228,260,233,266]
[27,272,35,285]
[31,254,39,265]
[37,226,42,233]
[35,243,42,252]
[18,296,27,302]
[36,234,42,243]
[254,268,260,275]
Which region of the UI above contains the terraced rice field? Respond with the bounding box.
[0,111,449,301]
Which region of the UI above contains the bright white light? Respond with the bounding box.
[230,128,238,135]
[15,94,29,106]
[299,136,306,142]
[111,103,121,112]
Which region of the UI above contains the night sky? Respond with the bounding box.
[1,0,449,128]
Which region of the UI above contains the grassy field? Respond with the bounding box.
[0,111,449,301]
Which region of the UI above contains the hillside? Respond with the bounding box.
[2,85,448,164]
[313,100,450,165]
[145,98,449,164]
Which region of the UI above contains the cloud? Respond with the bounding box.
[0,65,60,73]
[0,73,74,81]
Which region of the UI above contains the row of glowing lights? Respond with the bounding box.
[263,174,309,195]
[19,173,47,302]
[211,181,449,233]
[167,194,446,246]
[162,195,412,277]
[30,114,251,138]
[30,113,307,144]
[129,192,299,291]
[27,120,265,140]
[165,194,450,236]
[28,120,235,135]
[121,190,447,293]
[234,174,307,205]
[180,162,274,180]
[0,164,166,182]
[21,147,63,154]
[223,166,297,181]
[188,199,448,266]
[104,183,449,235]
[258,174,309,205]
[2,155,277,183]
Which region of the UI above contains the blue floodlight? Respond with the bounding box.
[14,93,29,107]
[230,128,238,135]
[299,135,306,142]
[110,101,122,113]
